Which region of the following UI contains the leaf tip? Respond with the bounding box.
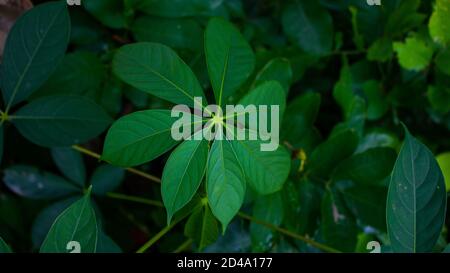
[86,185,93,196]
[400,121,409,134]
[166,212,173,227]
[400,122,414,143]
[221,222,228,235]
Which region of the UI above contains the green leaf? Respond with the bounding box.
[281,181,301,233]
[171,195,203,224]
[51,147,86,187]
[102,110,180,167]
[436,48,450,76]
[321,189,358,252]
[333,62,355,118]
[427,86,450,114]
[387,126,447,253]
[281,92,321,147]
[123,86,149,109]
[295,179,321,235]
[162,138,209,223]
[362,80,389,120]
[367,38,393,63]
[132,16,202,51]
[136,0,226,18]
[95,76,123,117]
[31,197,79,248]
[436,152,450,192]
[90,164,125,196]
[237,80,287,123]
[0,195,25,237]
[393,36,433,71]
[429,0,450,45]
[281,48,318,82]
[3,165,80,199]
[40,188,98,253]
[69,7,104,46]
[11,96,112,147]
[251,58,292,94]
[231,130,290,195]
[205,17,255,105]
[341,185,387,231]
[443,244,450,253]
[282,0,333,56]
[113,42,206,108]
[32,52,105,98]
[348,1,384,45]
[333,147,397,186]
[356,129,400,153]
[184,203,219,251]
[250,192,283,252]
[355,233,377,253]
[334,32,344,52]
[203,220,251,253]
[335,96,366,137]
[349,6,364,51]
[83,0,126,29]
[384,0,425,36]
[0,1,70,110]
[97,231,122,253]
[0,237,12,253]
[207,139,246,232]
[309,129,359,177]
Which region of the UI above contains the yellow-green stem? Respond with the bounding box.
[106,192,164,207]
[136,216,186,253]
[237,212,342,253]
[73,145,341,253]
[0,111,9,123]
[72,145,161,183]
[173,239,193,253]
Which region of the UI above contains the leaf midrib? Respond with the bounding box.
[108,120,203,156]
[170,140,203,213]
[208,139,238,210]
[69,195,89,242]
[5,5,64,112]
[119,51,205,110]
[408,138,417,252]
[224,124,280,182]
[218,36,231,105]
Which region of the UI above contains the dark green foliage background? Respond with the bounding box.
[0,0,449,253]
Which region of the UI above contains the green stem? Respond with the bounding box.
[117,207,150,236]
[237,212,342,253]
[126,167,161,183]
[72,144,101,159]
[74,146,341,253]
[106,192,164,207]
[136,216,186,253]
[173,239,193,253]
[72,145,161,183]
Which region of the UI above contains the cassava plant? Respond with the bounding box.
[102,17,291,233]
